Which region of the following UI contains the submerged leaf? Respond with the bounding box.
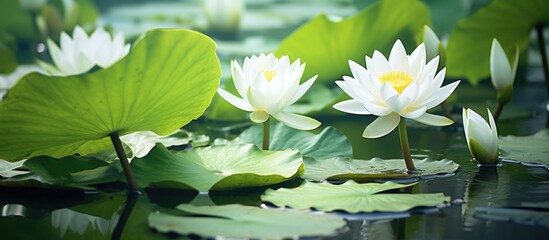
[475,206,549,227]
[0,29,221,161]
[499,129,549,167]
[276,0,430,84]
[446,0,549,84]
[226,122,352,158]
[131,144,303,191]
[303,157,459,181]
[0,156,119,189]
[149,204,346,239]
[262,181,450,213]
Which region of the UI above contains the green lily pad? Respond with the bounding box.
[148,204,346,239]
[0,159,27,178]
[446,0,549,84]
[0,29,221,161]
[228,122,352,158]
[474,206,549,227]
[0,41,16,74]
[275,0,430,84]
[120,129,209,158]
[131,144,303,191]
[262,181,450,213]
[302,157,460,181]
[0,156,119,189]
[499,129,549,167]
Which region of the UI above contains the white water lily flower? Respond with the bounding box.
[203,0,245,32]
[333,40,460,138]
[462,108,499,164]
[41,26,130,76]
[217,53,321,130]
[490,38,518,102]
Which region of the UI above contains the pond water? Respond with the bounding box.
[1,81,548,239]
[2,0,549,239]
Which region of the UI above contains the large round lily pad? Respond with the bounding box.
[446,0,549,84]
[275,0,430,84]
[302,156,460,181]
[234,122,352,158]
[149,204,346,239]
[0,29,221,161]
[262,181,450,213]
[499,129,549,167]
[131,144,303,191]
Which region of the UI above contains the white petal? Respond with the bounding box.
[362,113,400,138]
[333,99,371,115]
[217,88,255,111]
[487,108,499,155]
[247,87,271,109]
[490,38,512,90]
[414,113,453,126]
[462,108,470,142]
[388,40,409,72]
[250,111,269,123]
[424,80,460,109]
[362,101,392,116]
[408,43,426,78]
[370,51,391,77]
[231,60,248,98]
[401,106,427,119]
[288,75,317,105]
[349,60,369,80]
[272,111,320,130]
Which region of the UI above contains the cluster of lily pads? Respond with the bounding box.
[1,0,549,238]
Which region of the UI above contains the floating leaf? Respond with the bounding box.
[120,129,208,158]
[446,0,549,84]
[275,0,430,84]
[0,156,119,189]
[302,157,459,181]
[149,204,346,239]
[474,206,549,227]
[499,129,549,167]
[228,122,352,158]
[262,181,450,213]
[0,29,221,161]
[131,144,303,191]
[0,159,27,178]
[0,41,16,74]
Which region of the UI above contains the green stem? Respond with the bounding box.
[493,102,504,122]
[109,132,138,191]
[262,119,270,150]
[397,118,416,171]
[111,191,140,240]
[536,24,549,98]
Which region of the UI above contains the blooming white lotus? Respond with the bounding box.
[40,26,130,76]
[462,108,499,164]
[333,40,460,138]
[217,53,320,130]
[490,38,518,104]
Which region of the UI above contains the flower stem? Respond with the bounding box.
[535,24,549,98]
[493,102,504,122]
[397,118,416,171]
[109,132,139,191]
[262,119,270,150]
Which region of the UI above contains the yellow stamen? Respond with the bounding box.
[379,71,413,94]
[262,70,277,82]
